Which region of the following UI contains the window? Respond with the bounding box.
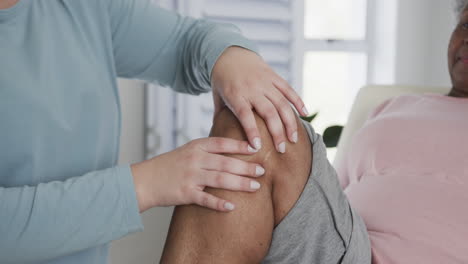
[146,0,381,160]
[146,0,298,158]
[299,0,373,160]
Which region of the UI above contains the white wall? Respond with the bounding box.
[111,79,173,264]
[425,0,456,86]
[393,0,454,87]
[116,79,145,165]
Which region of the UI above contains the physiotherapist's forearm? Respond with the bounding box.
[109,1,258,95]
[0,166,142,263]
[165,19,259,95]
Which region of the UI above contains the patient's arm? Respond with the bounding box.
[160,107,312,263]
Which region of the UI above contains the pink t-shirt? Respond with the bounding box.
[336,94,468,263]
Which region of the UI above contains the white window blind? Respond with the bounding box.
[145,0,381,160]
[146,0,297,158]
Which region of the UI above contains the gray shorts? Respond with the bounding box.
[261,121,371,264]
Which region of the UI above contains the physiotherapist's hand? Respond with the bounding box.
[131,137,265,213]
[211,46,309,153]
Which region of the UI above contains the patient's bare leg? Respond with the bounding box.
[160,108,312,263]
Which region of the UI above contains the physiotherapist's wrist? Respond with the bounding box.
[207,36,259,83]
[130,160,155,213]
[115,165,144,233]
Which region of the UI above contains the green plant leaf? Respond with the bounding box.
[300,112,318,123]
[323,125,343,148]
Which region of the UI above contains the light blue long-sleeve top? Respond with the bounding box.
[0,0,257,263]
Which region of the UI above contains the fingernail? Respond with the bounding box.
[253,137,262,150]
[278,142,286,153]
[302,106,309,116]
[256,165,265,176]
[292,131,298,143]
[248,145,258,153]
[224,202,235,211]
[250,181,261,190]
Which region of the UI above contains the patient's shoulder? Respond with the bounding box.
[368,94,427,120]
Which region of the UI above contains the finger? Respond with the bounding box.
[193,191,236,212]
[200,137,258,154]
[202,171,261,192]
[201,155,265,177]
[272,76,309,116]
[253,98,287,153]
[229,97,262,151]
[266,89,298,143]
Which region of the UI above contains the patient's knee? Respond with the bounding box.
[210,107,311,165]
[210,107,276,154]
[210,107,313,225]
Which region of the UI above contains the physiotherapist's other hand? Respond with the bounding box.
[211,46,309,153]
[131,137,265,213]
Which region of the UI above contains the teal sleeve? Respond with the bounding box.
[0,165,143,263]
[107,0,259,95]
